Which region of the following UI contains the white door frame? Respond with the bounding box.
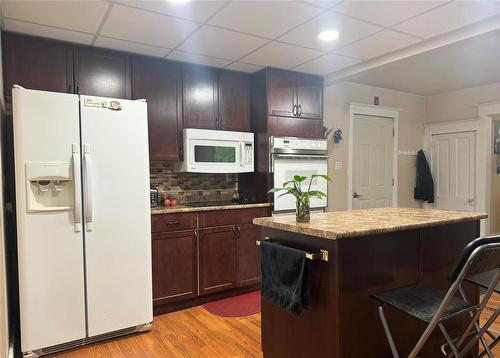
[348,102,399,210]
[423,117,492,235]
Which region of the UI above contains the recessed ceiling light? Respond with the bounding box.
[318,30,339,42]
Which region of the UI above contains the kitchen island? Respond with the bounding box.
[253,208,487,358]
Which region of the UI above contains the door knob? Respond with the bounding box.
[353,192,363,198]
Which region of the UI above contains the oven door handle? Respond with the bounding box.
[272,154,330,160]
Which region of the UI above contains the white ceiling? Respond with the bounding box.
[342,28,500,95]
[0,0,499,76]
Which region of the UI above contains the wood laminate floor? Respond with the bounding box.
[50,295,500,358]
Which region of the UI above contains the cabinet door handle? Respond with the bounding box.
[68,84,72,93]
[76,86,80,94]
[292,105,297,116]
[215,117,219,129]
[219,117,223,129]
[236,225,240,239]
[298,104,302,116]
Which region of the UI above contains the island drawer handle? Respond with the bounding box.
[165,221,180,225]
[256,236,329,262]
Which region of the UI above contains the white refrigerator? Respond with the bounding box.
[12,87,153,357]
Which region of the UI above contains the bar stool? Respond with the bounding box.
[371,235,500,358]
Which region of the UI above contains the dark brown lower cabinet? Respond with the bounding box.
[199,225,237,295]
[152,229,197,305]
[236,223,261,287]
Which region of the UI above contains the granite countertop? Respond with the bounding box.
[253,208,487,240]
[151,202,271,215]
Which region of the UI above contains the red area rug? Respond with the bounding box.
[203,291,261,318]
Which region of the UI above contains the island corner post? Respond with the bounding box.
[253,208,487,358]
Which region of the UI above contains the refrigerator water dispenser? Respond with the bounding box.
[25,162,73,212]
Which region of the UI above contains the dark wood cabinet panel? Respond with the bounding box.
[132,57,181,161]
[296,73,323,119]
[182,66,217,129]
[268,116,323,138]
[199,207,269,228]
[152,229,197,305]
[2,32,73,100]
[236,223,261,287]
[199,226,236,295]
[267,68,296,117]
[217,71,250,132]
[74,47,131,99]
[151,212,196,233]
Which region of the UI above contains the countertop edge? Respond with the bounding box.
[151,202,271,215]
[253,211,487,240]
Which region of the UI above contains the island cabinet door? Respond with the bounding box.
[199,225,237,295]
[152,229,197,306]
[236,223,261,287]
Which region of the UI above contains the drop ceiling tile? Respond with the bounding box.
[293,53,360,75]
[394,1,500,39]
[336,30,421,60]
[226,62,263,73]
[177,26,268,60]
[1,0,110,33]
[208,1,321,38]
[333,1,445,27]
[117,0,226,22]
[304,0,342,9]
[3,18,94,45]
[240,41,322,69]
[167,50,231,68]
[94,37,170,58]
[279,11,382,52]
[100,4,199,48]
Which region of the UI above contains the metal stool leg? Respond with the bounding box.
[378,305,400,358]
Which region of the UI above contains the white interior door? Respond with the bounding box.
[80,96,152,336]
[13,88,86,351]
[430,131,476,211]
[352,115,394,209]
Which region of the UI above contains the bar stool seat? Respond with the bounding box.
[466,270,500,293]
[373,284,478,323]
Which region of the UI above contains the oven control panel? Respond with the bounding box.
[271,137,327,152]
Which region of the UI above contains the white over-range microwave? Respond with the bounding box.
[173,128,254,173]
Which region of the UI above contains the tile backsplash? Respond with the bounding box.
[150,162,238,204]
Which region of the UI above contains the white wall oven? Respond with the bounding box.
[174,128,254,173]
[270,137,329,212]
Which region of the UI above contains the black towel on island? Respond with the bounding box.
[260,241,310,315]
[414,149,435,203]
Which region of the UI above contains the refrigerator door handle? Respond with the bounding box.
[83,143,94,231]
[72,144,82,232]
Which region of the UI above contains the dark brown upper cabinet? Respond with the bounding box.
[132,57,182,161]
[182,65,218,130]
[2,32,73,100]
[217,71,250,132]
[183,65,250,132]
[74,47,131,99]
[267,68,323,120]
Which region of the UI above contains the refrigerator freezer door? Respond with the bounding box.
[80,96,152,336]
[12,88,86,352]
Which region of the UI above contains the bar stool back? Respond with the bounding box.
[372,235,500,358]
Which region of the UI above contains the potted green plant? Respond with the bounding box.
[269,174,332,223]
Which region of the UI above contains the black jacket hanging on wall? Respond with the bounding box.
[414,150,435,203]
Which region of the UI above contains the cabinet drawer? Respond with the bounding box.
[152,212,196,233]
[199,207,269,228]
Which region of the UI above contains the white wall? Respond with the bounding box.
[426,81,500,123]
[0,28,10,358]
[324,81,427,211]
